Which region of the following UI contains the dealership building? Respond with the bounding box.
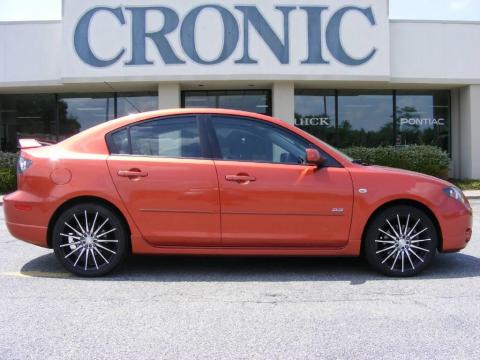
[0,0,479,178]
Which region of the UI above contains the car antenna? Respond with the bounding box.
[104,81,142,114]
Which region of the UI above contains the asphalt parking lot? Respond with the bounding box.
[0,201,479,360]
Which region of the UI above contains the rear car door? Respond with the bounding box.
[208,115,354,248]
[106,115,221,246]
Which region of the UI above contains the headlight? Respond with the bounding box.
[17,156,32,175]
[443,186,466,205]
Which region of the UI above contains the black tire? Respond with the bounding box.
[364,205,438,277]
[52,202,129,277]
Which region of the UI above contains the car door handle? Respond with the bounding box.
[117,169,148,178]
[225,174,256,183]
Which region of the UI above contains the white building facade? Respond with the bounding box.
[0,0,479,178]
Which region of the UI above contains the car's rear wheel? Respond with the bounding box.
[52,202,128,277]
[364,205,438,277]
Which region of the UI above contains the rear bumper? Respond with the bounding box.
[5,221,48,247]
[4,191,49,248]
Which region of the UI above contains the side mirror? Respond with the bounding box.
[305,148,326,167]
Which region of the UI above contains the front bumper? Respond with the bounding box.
[438,203,473,253]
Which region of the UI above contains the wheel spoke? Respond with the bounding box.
[409,227,428,239]
[375,240,395,244]
[411,239,431,244]
[408,248,424,263]
[64,222,83,237]
[84,210,89,234]
[84,248,89,270]
[65,246,82,258]
[91,249,99,270]
[95,239,119,243]
[405,250,415,270]
[378,229,397,241]
[391,251,401,270]
[90,212,98,236]
[401,251,405,272]
[397,215,403,236]
[96,243,117,255]
[404,214,410,238]
[73,214,86,234]
[410,244,430,252]
[60,233,82,240]
[96,228,116,239]
[376,245,396,254]
[94,247,109,264]
[60,241,82,248]
[382,249,397,264]
[92,218,109,237]
[406,219,420,238]
[386,219,401,238]
[73,248,85,267]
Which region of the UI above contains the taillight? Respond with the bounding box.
[17,155,32,175]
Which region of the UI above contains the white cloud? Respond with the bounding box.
[449,0,473,10]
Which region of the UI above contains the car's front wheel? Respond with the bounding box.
[364,205,438,277]
[52,202,128,277]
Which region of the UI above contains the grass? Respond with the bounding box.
[450,179,480,191]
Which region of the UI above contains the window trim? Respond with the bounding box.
[206,114,342,168]
[105,114,209,160]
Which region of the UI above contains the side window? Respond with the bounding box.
[109,128,129,154]
[211,116,309,165]
[108,116,202,158]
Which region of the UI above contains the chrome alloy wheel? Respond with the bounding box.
[375,214,432,273]
[58,210,119,271]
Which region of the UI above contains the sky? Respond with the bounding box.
[0,0,479,22]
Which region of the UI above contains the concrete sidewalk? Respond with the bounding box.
[0,191,479,205]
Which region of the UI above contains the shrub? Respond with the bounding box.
[0,152,18,194]
[341,145,450,178]
[0,167,16,194]
[0,151,18,169]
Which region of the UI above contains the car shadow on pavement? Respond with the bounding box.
[19,251,480,284]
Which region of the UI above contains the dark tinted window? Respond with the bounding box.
[0,94,56,151]
[109,128,129,154]
[116,92,158,117]
[396,91,450,152]
[183,90,271,115]
[58,93,115,141]
[211,116,337,166]
[129,117,201,158]
[337,90,394,148]
[294,90,336,145]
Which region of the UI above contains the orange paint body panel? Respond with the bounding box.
[3,108,472,259]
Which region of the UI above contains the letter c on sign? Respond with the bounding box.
[74,7,126,67]
[326,6,377,66]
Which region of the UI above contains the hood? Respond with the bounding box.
[363,164,454,187]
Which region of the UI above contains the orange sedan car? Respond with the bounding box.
[4,109,473,277]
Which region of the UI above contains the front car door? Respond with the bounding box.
[106,115,221,247]
[208,115,354,248]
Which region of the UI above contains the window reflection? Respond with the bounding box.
[0,94,56,151]
[117,92,158,117]
[337,91,394,148]
[58,93,115,140]
[294,90,336,145]
[396,91,450,152]
[183,90,271,115]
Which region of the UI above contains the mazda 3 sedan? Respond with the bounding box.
[4,109,473,277]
